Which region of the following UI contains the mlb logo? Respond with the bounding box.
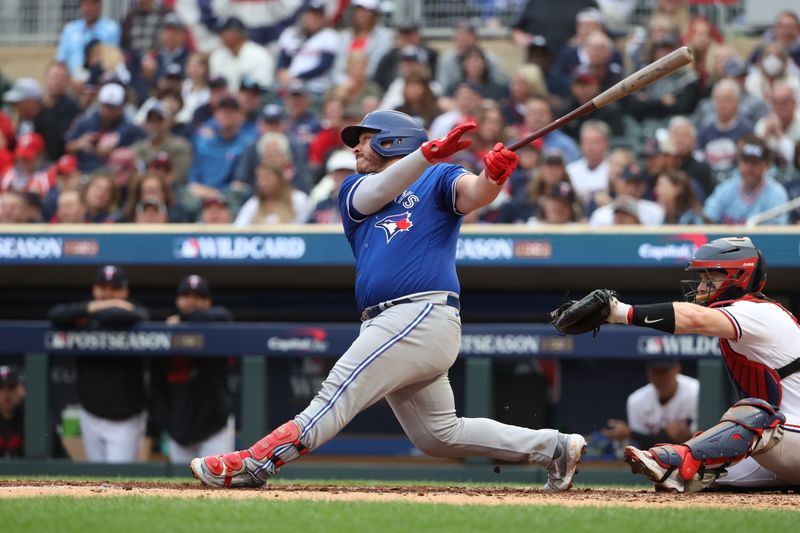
[175,238,200,258]
[375,212,414,243]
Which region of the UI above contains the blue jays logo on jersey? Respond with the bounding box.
[375,211,414,243]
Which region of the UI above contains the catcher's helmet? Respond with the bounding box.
[341,110,428,158]
[682,237,766,305]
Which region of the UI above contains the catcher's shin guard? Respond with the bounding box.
[626,398,785,493]
[191,420,308,488]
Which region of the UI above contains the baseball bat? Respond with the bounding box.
[507,46,694,152]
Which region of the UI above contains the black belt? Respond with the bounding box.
[361,294,460,321]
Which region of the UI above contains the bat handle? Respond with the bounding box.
[507,101,597,152]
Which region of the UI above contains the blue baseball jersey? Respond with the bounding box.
[338,163,468,311]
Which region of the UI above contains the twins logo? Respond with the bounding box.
[375,211,414,243]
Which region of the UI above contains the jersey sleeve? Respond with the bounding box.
[718,300,773,345]
[435,163,470,216]
[338,173,369,231]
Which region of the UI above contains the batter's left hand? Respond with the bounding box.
[421,120,476,162]
[483,142,519,185]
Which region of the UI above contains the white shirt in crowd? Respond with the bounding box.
[626,374,700,437]
[277,26,339,95]
[754,110,800,166]
[233,190,310,227]
[566,158,609,206]
[209,41,275,92]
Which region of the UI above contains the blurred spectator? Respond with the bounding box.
[236,78,266,140]
[198,195,232,224]
[134,13,189,102]
[131,103,193,185]
[276,2,339,98]
[190,75,228,132]
[0,133,53,198]
[502,146,565,213]
[693,56,770,130]
[176,53,210,126]
[53,189,87,224]
[755,83,800,166]
[469,104,507,161]
[560,66,624,140]
[41,155,82,220]
[654,169,706,224]
[56,0,121,76]
[307,149,356,224]
[430,82,483,139]
[512,0,599,60]
[496,178,582,225]
[746,43,800,103]
[697,79,754,178]
[590,164,664,225]
[107,147,141,208]
[122,173,186,223]
[685,17,722,96]
[285,80,322,150]
[502,64,548,127]
[48,266,149,463]
[379,46,439,112]
[519,96,580,162]
[394,73,440,129]
[650,0,691,35]
[596,0,637,29]
[588,146,635,210]
[507,141,544,201]
[133,196,168,223]
[447,46,508,101]
[308,96,349,176]
[3,78,65,161]
[332,0,394,85]
[627,13,680,72]
[153,275,234,464]
[704,136,789,224]
[22,192,44,223]
[0,191,26,224]
[567,120,610,206]
[187,96,249,200]
[749,11,800,69]
[233,103,310,194]
[436,21,507,95]
[0,365,24,458]
[374,22,438,92]
[667,116,714,197]
[329,52,383,114]
[120,0,168,58]
[626,34,700,125]
[0,108,16,155]
[65,83,146,173]
[42,62,81,139]
[82,173,119,223]
[234,163,309,226]
[603,359,698,449]
[209,17,274,91]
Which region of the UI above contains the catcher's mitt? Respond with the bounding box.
[550,289,619,336]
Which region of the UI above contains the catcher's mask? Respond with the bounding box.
[681,237,766,306]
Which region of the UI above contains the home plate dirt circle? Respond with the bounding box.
[1,480,799,509]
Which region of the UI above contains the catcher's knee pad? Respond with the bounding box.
[649,398,785,483]
[249,420,308,467]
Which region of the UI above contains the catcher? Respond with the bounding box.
[551,236,800,492]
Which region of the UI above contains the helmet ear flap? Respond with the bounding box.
[752,249,766,292]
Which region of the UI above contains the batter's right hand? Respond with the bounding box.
[420,120,476,163]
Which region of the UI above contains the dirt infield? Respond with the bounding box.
[1,480,798,509]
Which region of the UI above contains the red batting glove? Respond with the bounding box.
[483,142,518,185]
[420,120,476,163]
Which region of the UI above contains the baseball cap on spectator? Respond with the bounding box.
[261,103,286,122]
[164,63,184,79]
[56,154,78,174]
[543,148,566,165]
[0,365,22,387]
[653,34,679,51]
[98,83,126,107]
[571,65,599,85]
[306,0,327,12]
[646,358,680,369]
[94,265,128,288]
[202,195,229,209]
[326,149,357,174]
[217,95,240,110]
[399,45,428,64]
[148,152,173,171]
[455,20,477,34]
[544,181,577,203]
[397,21,420,33]
[3,77,43,103]
[353,0,379,10]
[14,133,45,160]
[612,196,640,221]
[620,163,646,182]
[723,57,747,78]
[576,7,605,24]
[163,12,184,29]
[287,79,308,96]
[177,274,211,298]
[136,197,167,216]
[208,75,228,90]
[740,138,768,161]
[218,16,247,33]
[146,102,167,120]
[640,137,662,158]
[240,77,265,94]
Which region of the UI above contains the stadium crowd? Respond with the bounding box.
[1,0,799,227]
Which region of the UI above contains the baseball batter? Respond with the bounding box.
[557,236,800,492]
[191,110,586,490]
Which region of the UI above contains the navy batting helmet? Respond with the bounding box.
[341,110,427,158]
[681,237,766,305]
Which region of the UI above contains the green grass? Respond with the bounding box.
[0,496,798,533]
